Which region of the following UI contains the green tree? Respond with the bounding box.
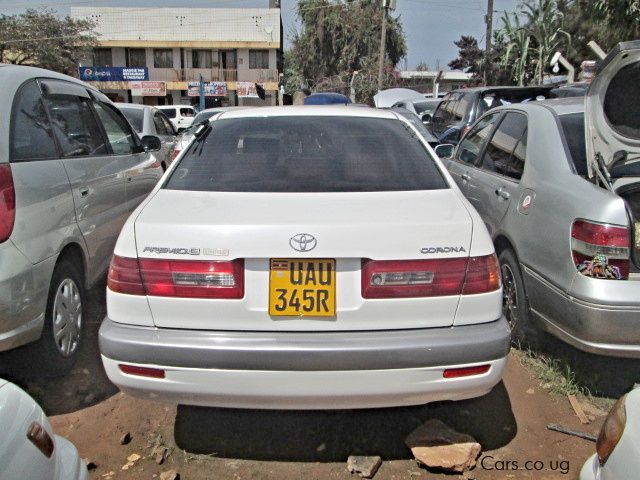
[286,0,407,103]
[448,35,483,75]
[592,0,640,43]
[0,8,96,76]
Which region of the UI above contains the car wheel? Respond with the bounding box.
[37,258,84,375]
[498,249,538,347]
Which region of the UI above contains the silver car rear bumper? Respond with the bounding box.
[524,267,640,358]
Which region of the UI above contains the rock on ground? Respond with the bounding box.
[347,455,382,478]
[159,470,179,480]
[405,419,481,473]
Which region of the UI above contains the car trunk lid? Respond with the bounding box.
[133,189,474,331]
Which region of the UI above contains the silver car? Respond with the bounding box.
[442,41,640,358]
[116,103,177,170]
[0,378,87,479]
[0,65,164,373]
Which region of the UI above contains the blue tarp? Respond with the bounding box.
[304,93,352,105]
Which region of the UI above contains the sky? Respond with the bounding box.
[0,0,520,70]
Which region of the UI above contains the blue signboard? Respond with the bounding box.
[79,66,148,82]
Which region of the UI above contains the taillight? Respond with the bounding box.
[462,254,501,295]
[571,219,630,279]
[443,364,491,378]
[0,164,16,243]
[171,148,180,160]
[361,254,500,299]
[108,255,145,295]
[108,255,244,299]
[27,422,54,458]
[596,394,627,465]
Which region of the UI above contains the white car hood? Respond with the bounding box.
[585,40,640,179]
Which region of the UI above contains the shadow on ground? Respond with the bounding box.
[528,333,640,399]
[0,280,117,415]
[174,382,516,462]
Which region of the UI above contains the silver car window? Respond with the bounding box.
[92,101,139,155]
[456,113,500,165]
[43,93,108,158]
[10,80,58,162]
[482,112,528,179]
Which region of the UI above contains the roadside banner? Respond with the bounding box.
[187,81,227,97]
[79,66,148,81]
[131,81,166,97]
[237,82,263,98]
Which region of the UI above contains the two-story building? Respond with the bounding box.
[71,3,282,107]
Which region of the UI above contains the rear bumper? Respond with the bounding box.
[100,317,510,409]
[524,267,640,358]
[54,436,88,480]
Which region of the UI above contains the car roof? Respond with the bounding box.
[489,97,584,116]
[218,105,397,120]
[450,85,552,93]
[157,105,193,109]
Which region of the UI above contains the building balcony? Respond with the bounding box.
[181,68,238,82]
[242,69,280,83]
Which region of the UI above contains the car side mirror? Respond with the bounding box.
[434,143,455,159]
[140,135,162,152]
[421,113,432,124]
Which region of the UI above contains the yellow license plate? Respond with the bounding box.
[269,259,336,317]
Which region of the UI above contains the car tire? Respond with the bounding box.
[498,249,539,347]
[36,258,84,376]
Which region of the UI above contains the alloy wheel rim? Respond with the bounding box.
[501,264,519,330]
[52,278,82,357]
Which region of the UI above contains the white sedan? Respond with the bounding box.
[100,106,510,409]
[0,379,87,479]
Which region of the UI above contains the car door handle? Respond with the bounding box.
[461,173,471,182]
[495,187,510,200]
[79,187,89,197]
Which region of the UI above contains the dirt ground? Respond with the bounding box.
[1,282,638,480]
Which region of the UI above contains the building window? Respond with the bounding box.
[128,48,146,67]
[249,50,270,69]
[192,50,213,69]
[154,49,173,68]
[93,48,112,66]
[219,50,237,70]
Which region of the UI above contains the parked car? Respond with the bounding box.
[100,106,510,410]
[429,86,552,145]
[156,105,195,132]
[440,41,640,358]
[550,82,589,98]
[303,92,351,105]
[391,98,441,123]
[580,387,640,480]
[171,106,253,160]
[0,378,87,479]
[0,65,164,373]
[388,106,439,146]
[116,103,177,170]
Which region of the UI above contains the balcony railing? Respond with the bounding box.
[146,68,279,84]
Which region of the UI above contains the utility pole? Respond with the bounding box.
[377,1,389,91]
[484,0,494,85]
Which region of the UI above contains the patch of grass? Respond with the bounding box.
[513,347,589,397]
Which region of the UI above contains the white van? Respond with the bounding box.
[156,105,195,132]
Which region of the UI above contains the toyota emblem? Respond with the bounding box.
[289,233,317,252]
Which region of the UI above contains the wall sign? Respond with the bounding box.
[79,67,149,81]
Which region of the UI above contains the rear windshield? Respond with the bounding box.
[414,101,438,115]
[165,116,448,192]
[160,108,176,118]
[559,112,588,176]
[119,107,144,133]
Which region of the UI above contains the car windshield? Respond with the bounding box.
[414,101,438,115]
[192,110,220,124]
[559,112,588,176]
[160,108,176,118]
[119,107,144,133]
[165,115,447,192]
[477,89,552,116]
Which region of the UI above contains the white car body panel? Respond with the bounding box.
[0,380,87,480]
[103,356,507,409]
[580,388,640,480]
